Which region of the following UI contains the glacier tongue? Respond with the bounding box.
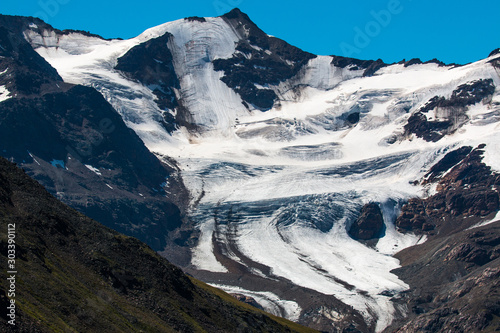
[185,151,429,331]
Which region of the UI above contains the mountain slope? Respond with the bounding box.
[380,144,500,332]
[1,9,500,333]
[0,15,189,257]
[0,156,315,333]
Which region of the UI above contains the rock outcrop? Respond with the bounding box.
[348,203,385,240]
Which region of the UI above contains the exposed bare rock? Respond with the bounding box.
[404,79,495,142]
[396,145,500,235]
[348,203,385,240]
[385,223,500,333]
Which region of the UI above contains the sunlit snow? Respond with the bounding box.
[29,18,500,331]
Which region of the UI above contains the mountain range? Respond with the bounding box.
[1,8,500,332]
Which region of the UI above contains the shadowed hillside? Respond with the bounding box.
[0,157,316,333]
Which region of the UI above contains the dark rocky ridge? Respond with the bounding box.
[0,15,190,258]
[185,16,207,23]
[329,56,449,78]
[0,15,113,45]
[489,48,500,57]
[0,157,315,333]
[115,33,181,133]
[0,85,186,252]
[382,144,500,332]
[399,58,453,68]
[490,54,500,69]
[0,16,63,96]
[404,79,496,142]
[330,56,387,77]
[213,8,316,110]
[396,145,500,235]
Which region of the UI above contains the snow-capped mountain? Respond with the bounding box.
[1,9,499,332]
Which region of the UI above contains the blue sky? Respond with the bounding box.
[1,0,499,64]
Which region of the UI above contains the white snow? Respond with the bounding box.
[469,211,500,230]
[0,85,11,102]
[26,16,500,332]
[209,284,302,321]
[84,164,102,176]
[27,151,41,166]
[482,131,500,172]
[190,216,228,273]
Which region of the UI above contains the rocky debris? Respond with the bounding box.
[445,230,500,267]
[213,8,316,110]
[396,145,500,234]
[404,111,452,142]
[390,144,500,330]
[348,203,385,240]
[445,79,496,107]
[422,146,473,183]
[387,223,500,333]
[404,79,495,142]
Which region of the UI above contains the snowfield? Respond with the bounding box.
[27,15,500,332]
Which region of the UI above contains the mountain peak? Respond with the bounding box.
[221,7,248,20]
[220,8,261,36]
[489,48,500,57]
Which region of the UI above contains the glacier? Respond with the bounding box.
[22,12,500,332]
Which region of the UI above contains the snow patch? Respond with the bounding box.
[0,85,11,102]
[27,151,41,166]
[85,164,102,176]
[469,211,500,229]
[483,136,500,172]
[209,284,302,322]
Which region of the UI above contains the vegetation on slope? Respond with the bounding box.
[0,157,316,333]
